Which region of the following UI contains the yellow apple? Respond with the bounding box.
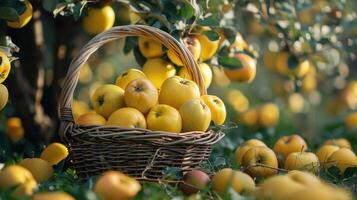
[179,98,211,132]
[94,171,141,200]
[32,192,75,200]
[20,158,53,183]
[326,148,357,173]
[142,58,176,89]
[178,63,213,89]
[241,146,278,177]
[168,37,201,66]
[286,170,321,186]
[147,104,182,133]
[138,37,164,58]
[76,112,106,125]
[224,53,257,83]
[235,139,267,165]
[316,145,340,168]
[276,52,311,77]
[106,107,147,129]
[255,175,305,200]
[274,134,307,157]
[159,76,200,109]
[0,51,10,84]
[91,84,125,118]
[229,32,248,51]
[115,68,147,89]
[6,117,24,143]
[72,100,90,121]
[40,143,69,166]
[195,27,220,61]
[82,6,115,34]
[283,183,353,200]
[258,103,280,127]
[240,109,258,127]
[0,165,37,197]
[124,79,158,114]
[345,112,357,131]
[323,138,352,149]
[0,84,8,111]
[284,152,320,174]
[200,95,226,126]
[212,168,255,196]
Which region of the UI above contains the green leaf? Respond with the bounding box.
[133,45,147,66]
[218,56,243,70]
[287,55,299,70]
[0,7,19,21]
[179,3,194,20]
[223,27,237,44]
[73,2,87,21]
[203,30,220,41]
[42,0,60,12]
[197,16,220,26]
[163,167,183,181]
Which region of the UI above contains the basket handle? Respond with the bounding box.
[58,25,206,138]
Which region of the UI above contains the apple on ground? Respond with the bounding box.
[179,170,210,196]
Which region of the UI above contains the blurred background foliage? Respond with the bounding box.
[0,1,356,197]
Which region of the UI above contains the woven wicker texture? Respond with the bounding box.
[59,25,224,181]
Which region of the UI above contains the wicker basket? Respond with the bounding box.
[59,25,224,181]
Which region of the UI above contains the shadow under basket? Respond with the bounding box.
[59,25,225,182]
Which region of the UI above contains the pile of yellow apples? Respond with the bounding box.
[77,67,226,133]
[178,136,355,200]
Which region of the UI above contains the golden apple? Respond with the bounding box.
[6,117,24,143]
[142,58,176,89]
[235,139,267,165]
[230,32,248,51]
[159,76,200,109]
[283,183,353,200]
[94,171,141,200]
[323,138,352,149]
[40,143,69,166]
[32,191,75,200]
[7,0,33,29]
[274,134,307,158]
[76,112,106,125]
[72,100,90,121]
[179,98,211,132]
[168,37,201,66]
[115,68,147,89]
[0,51,11,84]
[20,158,53,183]
[124,79,158,114]
[345,112,357,131]
[226,89,249,113]
[91,84,125,118]
[286,170,321,186]
[82,6,115,34]
[138,37,164,58]
[276,52,311,77]
[284,152,320,174]
[147,104,182,133]
[224,53,257,83]
[255,175,305,200]
[106,107,146,129]
[240,109,258,127]
[212,168,255,196]
[326,148,357,173]
[195,27,220,61]
[316,145,340,168]
[0,83,8,111]
[241,146,278,177]
[258,103,279,127]
[200,95,226,126]
[0,165,37,197]
[178,63,212,89]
